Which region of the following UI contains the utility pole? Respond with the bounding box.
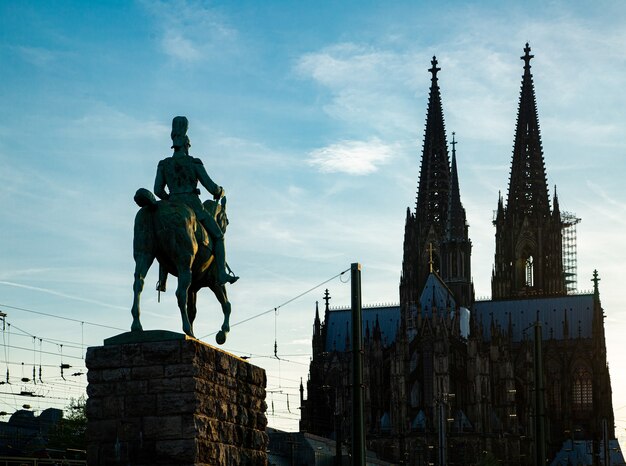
[351,263,365,466]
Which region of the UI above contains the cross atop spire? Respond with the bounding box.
[451,131,457,154]
[521,42,534,73]
[592,270,601,296]
[429,56,441,80]
[323,288,331,311]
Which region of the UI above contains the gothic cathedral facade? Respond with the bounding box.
[300,44,618,465]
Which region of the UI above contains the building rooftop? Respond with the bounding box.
[325,305,400,352]
[473,293,595,342]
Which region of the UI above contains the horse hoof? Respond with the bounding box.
[131,322,143,332]
[216,330,227,345]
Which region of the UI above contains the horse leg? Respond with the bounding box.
[176,266,194,338]
[131,253,154,332]
[187,290,198,337]
[209,283,231,345]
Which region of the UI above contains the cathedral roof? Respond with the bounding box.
[321,293,590,351]
[419,272,456,312]
[473,293,594,342]
[324,305,400,352]
[417,273,470,338]
[550,439,625,466]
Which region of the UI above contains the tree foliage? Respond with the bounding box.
[47,396,87,451]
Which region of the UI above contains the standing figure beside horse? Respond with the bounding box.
[131,116,238,344]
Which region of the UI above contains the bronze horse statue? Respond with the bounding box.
[130,188,231,344]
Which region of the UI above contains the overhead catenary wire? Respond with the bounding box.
[1,343,85,361]
[7,322,86,351]
[0,303,125,331]
[199,267,350,339]
[0,360,86,370]
[0,311,91,416]
[0,270,351,427]
[219,347,311,360]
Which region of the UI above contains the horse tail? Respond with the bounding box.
[134,188,158,209]
[134,206,155,257]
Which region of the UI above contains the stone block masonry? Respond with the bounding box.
[85,331,268,466]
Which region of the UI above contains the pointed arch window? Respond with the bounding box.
[572,365,592,412]
[525,255,534,287]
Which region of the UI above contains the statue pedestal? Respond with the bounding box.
[85,331,268,465]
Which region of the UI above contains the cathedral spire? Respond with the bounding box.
[314,301,321,333]
[416,55,450,231]
[506,42,550,219]
[440,132,474,307]
[402,56,474,311]
[446,132,467,240]
[312,301,322,356]
[553,185,561,220]
[491,44,565,299]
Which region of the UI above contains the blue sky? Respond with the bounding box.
[1,0,625,438]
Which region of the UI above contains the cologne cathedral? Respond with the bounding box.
[300,44,621,465]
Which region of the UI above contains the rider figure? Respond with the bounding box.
[154,116,239,288]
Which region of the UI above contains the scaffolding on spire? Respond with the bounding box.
[561,211,581,293]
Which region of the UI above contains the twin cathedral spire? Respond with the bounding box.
[401,44,565,309]
[304,45,613,462]
[400,55,473,311]
[492,43,565,298]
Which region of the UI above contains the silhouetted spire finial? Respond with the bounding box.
[323,289,331,312]
[521,43,534,73]
[429,56,441,80]
[592,270,601,297]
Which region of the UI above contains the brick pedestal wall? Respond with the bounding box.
[86,332,268,465]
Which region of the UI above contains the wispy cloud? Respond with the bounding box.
[308,138,394,175]
[0,281,126,311]
[579,181,626,228]
[141,0,237,63]
[11,45,59,66]
[297,43,419,89]
[296,43,425,136]
[68,105,168,144]
[162,31,202,62]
